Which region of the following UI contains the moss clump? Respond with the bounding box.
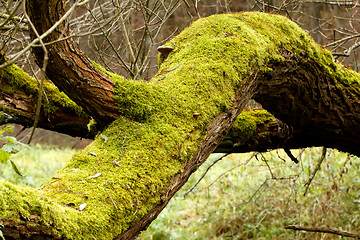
[112,79,167,121]
[0,181,82,238]
[231,110,277,141]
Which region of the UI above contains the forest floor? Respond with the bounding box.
[1,143,359,240]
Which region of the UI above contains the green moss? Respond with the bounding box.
[112,79,168,121]
[2,12,360,239]
[0,180,82,239]
[0,58,84,116]
[231,110,275,139]
[42,81,84,116]
[87,117,97,132]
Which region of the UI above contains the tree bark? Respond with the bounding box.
[1,8,360,240]
[25,0,119,128]
[255,51,360,155]
[0,50,296,147]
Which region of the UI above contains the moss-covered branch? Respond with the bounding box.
[2,8,360,240]
[216,109,325,153]
[0,51,300,149]
[0,52,95,138]
[254,34,360,155]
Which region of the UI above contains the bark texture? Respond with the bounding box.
[25,0,119,128]
[255,53,360,155]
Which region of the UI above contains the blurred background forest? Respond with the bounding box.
[1,0,360,239]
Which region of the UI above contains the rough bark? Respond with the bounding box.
[1,8,360,240]
[25,0,119,128]
[255,53,360,155]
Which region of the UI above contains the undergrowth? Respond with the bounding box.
[138,148,360,240]
[1,146,359,239]
[0,145,74,188]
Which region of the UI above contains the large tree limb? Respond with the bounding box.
[1,50,289,145]
[0,50,294,146]
[255,49,360,155]
[1,9,360,240]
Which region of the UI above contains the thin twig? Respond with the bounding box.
[249,212,268,232]
[285,225,360,239]
[0,0,90,70]
[303,147,327,196]
[118,13,139,76]
[85,4,133,75]
[262,154,276,178]
[39,179,61,190]
[184,153,229,198]
[0,2,23,29]
[105,188,118,209]
[187,153,257,196]
[284,148,299,164]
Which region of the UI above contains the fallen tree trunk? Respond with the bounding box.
[1,6,360,240]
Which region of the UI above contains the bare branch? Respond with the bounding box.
[22,0,49,143]
[0,0,90,70]
[183,153,229,198]
[303,147,327,196]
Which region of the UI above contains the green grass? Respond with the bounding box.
[138,148,360,240]
[0,145,74,188]
[1,146,359,239]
